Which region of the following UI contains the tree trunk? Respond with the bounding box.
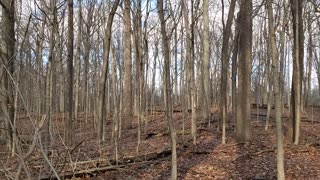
[290,0,303,145]
[236,0,252,142]
[220,0,236,144]
[0,0,15,149]
[279,0,288,111]
[74,0,82,122]
[266,0,285,178]
[44,0,57,153]
[182,0,197,145]
[305,12,312,107]
[202,0,210,122]
[231,15,240,128]
[65,0,74,146]
[157,0,177,179]
[97,0,120,143]
[123,0,133,128]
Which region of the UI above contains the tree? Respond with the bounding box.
[182,0,197,145]
[236,0,252,142]
[74,0,82,122]
[220,0,236,144]
[0,0,15,149]
[231,14,240,128]
[290,0,303,145]
[83,1,95,123]
[202,0,210,122]
[266,0,285,178]
[44,0,57,153]
[97,0,120,142]
[158,0,177,178]
[123,0,133,128]
[305,7,313,107]
[65,0,74,146]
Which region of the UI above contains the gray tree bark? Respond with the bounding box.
[220,0,236,144]
[290,0,303,145]
[236,0,252,142]
[97,0,120,143]
[266,0,285,178]
[65,0,74,146]
[123,0,133,128]
[202,0,210,122]
[157,0,177,178]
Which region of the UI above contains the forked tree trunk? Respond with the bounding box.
[97,0,120,143]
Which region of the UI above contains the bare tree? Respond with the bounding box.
[0,0,15,149]
[290,0,303,145]
[220,0,236,144]
[65,0,74,146]
[97,0,120,142]
[231,14,240,128]
[157,0,177,178]
[266,0,285,178]
[202,0,210,122]
[44,0,57,153]
[123,0,133,128]
[236,0,252,142]
[74,0,82,122]
[182,0,197,145]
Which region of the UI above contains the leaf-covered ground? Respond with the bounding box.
[1,106,320,179]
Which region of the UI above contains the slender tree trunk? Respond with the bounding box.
[44,0,57,154]
[266,0,285,178]
[97,0,120,143]
[290,0,303,145]
[158,0,177,178]
[220,0,236,144]
[305,12,312,107]
[182,0,197,145]
[74,0,82,122]
[279,0,288,111]
[231,16,240,128]
[202,0,210,122]
[83,4,94,123]
[65,0,74,146]
[111,44,120,163]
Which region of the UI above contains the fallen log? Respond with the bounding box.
[40,147,172,180]
[146,109,184,113]
[145,130,192,139]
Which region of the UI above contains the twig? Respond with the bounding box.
[233,147,275,162]
[219,142,247,151]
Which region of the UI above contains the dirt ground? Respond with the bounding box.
[1,106,320,179]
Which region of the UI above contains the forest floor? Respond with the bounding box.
[1,106,320,179]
